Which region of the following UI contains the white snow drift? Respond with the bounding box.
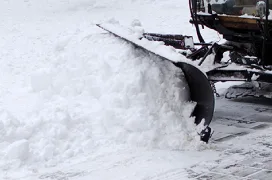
[0,0,206,171]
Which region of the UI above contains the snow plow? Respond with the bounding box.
[97,0,272,143]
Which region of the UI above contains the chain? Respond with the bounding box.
[210,81,220,97]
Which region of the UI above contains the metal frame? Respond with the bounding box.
[189,0,272,65]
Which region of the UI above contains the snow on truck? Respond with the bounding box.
[97,0,272,143]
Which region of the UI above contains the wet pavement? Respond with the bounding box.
[187,97,272,180]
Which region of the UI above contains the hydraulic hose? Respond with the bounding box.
[189,0,205,43]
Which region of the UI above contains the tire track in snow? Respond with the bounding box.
[210,97,272,143]
[143,169,188,180]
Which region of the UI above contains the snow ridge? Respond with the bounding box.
[0,32,201,169]
[0,0,206,172]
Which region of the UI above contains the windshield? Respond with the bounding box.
[199,0,272,16]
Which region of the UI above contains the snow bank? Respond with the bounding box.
[0,27,202,170]
[0,0,208,171]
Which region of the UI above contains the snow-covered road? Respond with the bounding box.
[1,0,272,179]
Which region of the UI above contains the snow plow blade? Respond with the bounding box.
[174,62,214,125]
[96,23,215,126]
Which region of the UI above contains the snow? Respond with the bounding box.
[5,139,30,161]
[98,22,190,62]
[210,0,227,4]
[1,0,271,179]
[215,81,244,96]
[0,0,216,179]
[98,20,222,76]
[1,26,200,166]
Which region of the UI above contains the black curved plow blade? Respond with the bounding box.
[96,23,215,132]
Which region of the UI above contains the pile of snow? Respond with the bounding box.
[0,0,212,172]
[0,26,203,170]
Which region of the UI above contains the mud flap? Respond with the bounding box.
[96,23,215,126]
